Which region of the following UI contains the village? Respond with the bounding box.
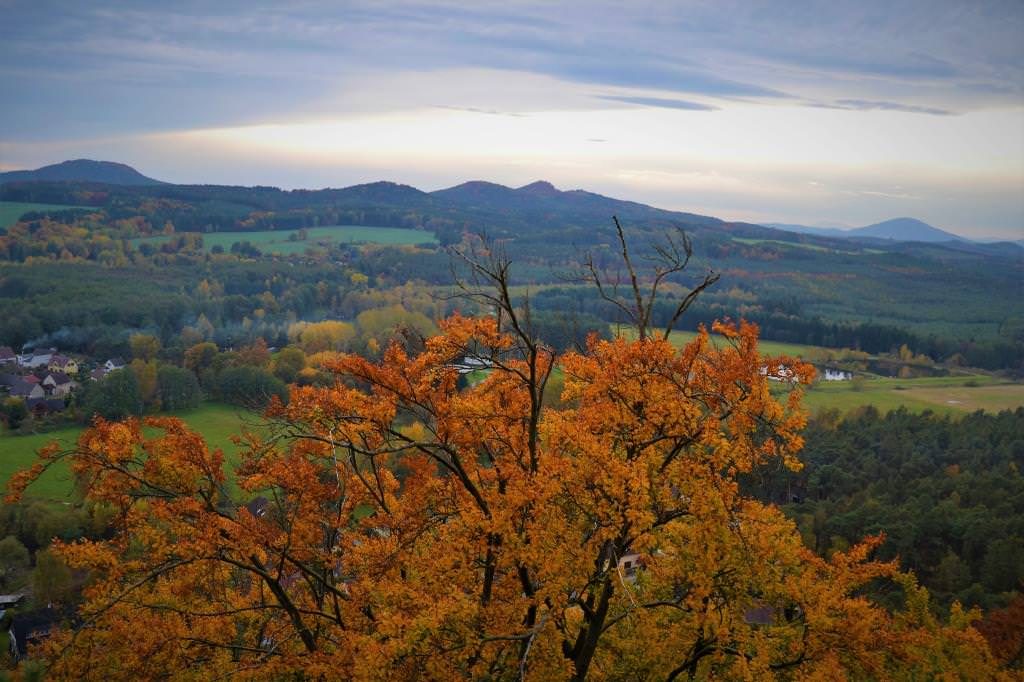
[0,346,125,419]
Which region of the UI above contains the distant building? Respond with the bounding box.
[760,364,796,382]
[7,607,72,662]
[7,379,45,400]
[453,356,493,375]
[104,357,126,372]
[18,348,56,369]
[0,347,16,365]
[42,372,77,397]
[618,551,643,581]
[47,355,79,375]
[822,368,852,381]
[27,397,66,415]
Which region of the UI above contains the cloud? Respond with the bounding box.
[432,105,526,117]
[595,95,719,111]
[812,99,955,116]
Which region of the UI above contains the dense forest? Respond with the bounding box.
[747,408,1024,612]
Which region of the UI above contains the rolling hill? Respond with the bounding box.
[0,159,166,186]
[764,217,968,243]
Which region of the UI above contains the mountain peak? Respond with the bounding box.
[0,159,165,185]
[853,217,965,242]
[516,180,560,196]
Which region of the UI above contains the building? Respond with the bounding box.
[104,357,126,372]
[823,368,853,381]
[7,379,45,400]
[0,347,16,365]
[7,607,73,662]
[42,372,77,397]
[47,355,79,375]
[18,348,56,369]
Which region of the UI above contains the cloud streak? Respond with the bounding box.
[811,99,955,116]
[596,95,719,111]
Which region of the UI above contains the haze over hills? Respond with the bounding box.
[0,159,166,186]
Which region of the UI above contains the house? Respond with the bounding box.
[104,357,126,372]
[823,368,852,381]
[8,379,44,400]
[760,364,796,382]
[42,372,77,397]
[244,496,270,519]
[18,348,56,369]
[0,594,24,609]
[47,355,79,375]
[453,356,493,375]
[617,550,644,581]
[7,607,72,662]
[89,367,109,381]
[27,397,66,415]
[0,347,15,365]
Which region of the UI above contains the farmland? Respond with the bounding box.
[795,374,1024,415]
[0,402,258,501]
[0,200,90,228]
[616,327,1024,415]
[132,225,437,255]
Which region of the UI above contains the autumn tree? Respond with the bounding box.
[6,226,1006,680]
[129,333,161,362]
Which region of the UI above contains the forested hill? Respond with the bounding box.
[0,159,165,186]
[1,171,1022,369]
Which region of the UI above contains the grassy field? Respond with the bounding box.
[617,326,819,357]
[732,237,885,255]
[614,327,1024,415]
[790,375,1024,415]
[733,237,833,253]
[0,201,90,228]
[132,225,437,255]
[0,402,259,501]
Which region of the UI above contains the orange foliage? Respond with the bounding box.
[5,313,1009,680]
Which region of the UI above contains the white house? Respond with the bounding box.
[18,349,56,369]
[823,368,853,381]
[104,357,126,372]
[453,356,493,375]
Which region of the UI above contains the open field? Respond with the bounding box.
[132,225,437,254]
[732,237,833,252]
[0,402,259,501]
[731,237,885,255]
[0,201,90,228]
[617,326,822,358]
[792,375,1024,415]
[615,327,1024,415]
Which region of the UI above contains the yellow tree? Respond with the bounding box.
[6,226,1005,680]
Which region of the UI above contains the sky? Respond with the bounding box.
[1,1,1022,238]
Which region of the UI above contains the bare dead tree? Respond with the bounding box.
[578,216,720,341]
[446,236,556,473]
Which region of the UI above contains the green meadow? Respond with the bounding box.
[132,225,437,255]
[796,375,1024,415]
[0,201,91,228]
[618,326,819,357]
[0,402,259,501]
[617,327,1024,415]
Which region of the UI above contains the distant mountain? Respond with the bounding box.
[764,217,968,243]
[849,217,965,242]
[0,159,165,186]
[432,180,725,229]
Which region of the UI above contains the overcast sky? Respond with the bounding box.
[1,1,1022,238]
